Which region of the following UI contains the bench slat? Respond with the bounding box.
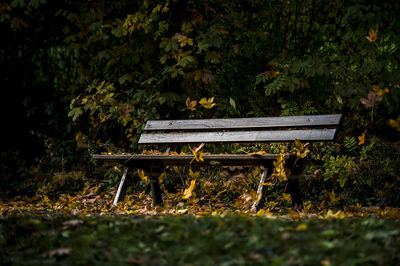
[92,154,281,166]
[144,114,342,131]
[138,129,336,144]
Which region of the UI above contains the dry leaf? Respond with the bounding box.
[360,91,382,108]
[199,97,216,109]
[138,169,148,183]
[295,223,307,231]
[182,179,196,199]
[248,151,269,156]
[183,97,197,111]
[358,132,365,145]
[365,27,378,42]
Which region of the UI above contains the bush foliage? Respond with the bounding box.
[1,0,399,205]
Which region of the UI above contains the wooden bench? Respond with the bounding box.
[93,114,342,211]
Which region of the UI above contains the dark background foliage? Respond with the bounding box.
[1,0,399,204]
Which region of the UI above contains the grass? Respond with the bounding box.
[1,213,399,265]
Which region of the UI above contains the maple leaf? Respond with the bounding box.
[358,132,365,145]
[182,179,196,199]
[138,169,148,183]
[360,91,382,108]
[182,97,197,111]
[199,97,216,109]
[365,27,378,42]
[292,139,310,158]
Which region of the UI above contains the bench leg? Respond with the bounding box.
[150,175,163,206]
[147,168,163,206]
[252,168,269,212]
[287,176,303,211]
[113,166,130,206]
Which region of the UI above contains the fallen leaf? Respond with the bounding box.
[182,179,196,199]
[295,223,307,231]
[248,151,270,156]
[324,210,345,219]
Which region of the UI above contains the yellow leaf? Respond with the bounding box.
[199,97,216,109]
[365,27,378,42]
[326,190,340,204]
[372,85,389,96]
[389,115,400,131]
[295,223,307,231]
[271,153,287,182]
[189,145,205,163]
[324,210,345,219]
[358,132,365,145]
[303,201,313,210]
[189,169,200,178]
[262,182,273,186]
[257,208,273,216]
[182,179,196,199]
[248,151,269,156]
[281,193,292,203]
[292,139,310,158]
[138,169,148,183]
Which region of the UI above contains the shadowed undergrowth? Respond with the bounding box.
[1,213,399,265]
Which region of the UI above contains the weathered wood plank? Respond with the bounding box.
[144,114,342,131]
[92,154,282,166]
[138,129,336,144]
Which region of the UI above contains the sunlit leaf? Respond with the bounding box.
[182,179,196,199]
[199,97,216,109]
[324,210,345,219]
[138,169,148,183]
[292,139,310,158]
[248,151,269,156]
[257,208,273,216]
[189,145,205,163]
[365,27,378,42]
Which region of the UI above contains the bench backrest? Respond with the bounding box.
[138,114,342,144]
